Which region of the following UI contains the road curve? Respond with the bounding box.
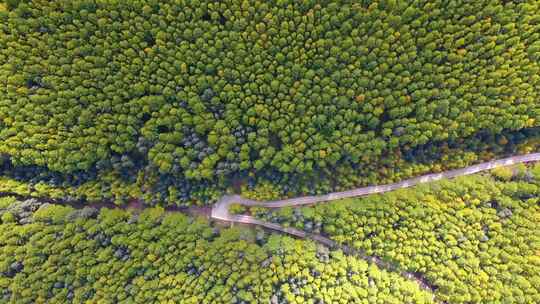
[212,152,540,221]
[211,152,540,302]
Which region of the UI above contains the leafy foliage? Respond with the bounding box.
[1,0,540,204]
[228,202,247,215]
[257,166,540,303]
[0,199,434,303]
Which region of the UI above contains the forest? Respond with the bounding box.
[1,159,538,303]
[0,197,434,303]
[1,0,540,205]
[252,164,540,303]
[1,0,540,302]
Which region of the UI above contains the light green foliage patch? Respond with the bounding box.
[491,166,514,181]
[32,204,72,224]
[228,202,246,214]
[0,196,16,209]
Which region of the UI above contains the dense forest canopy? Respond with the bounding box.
[0,1,539,302]
[1,0,540,205]
[253,164,540,303]
[0,197,434,303]
[1,164,539,303]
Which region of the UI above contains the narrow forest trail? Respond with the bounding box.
[212,152,540,217]
[2,153,540,302]
[211,152,540,303]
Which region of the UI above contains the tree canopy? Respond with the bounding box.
[1,0,540,204]
[256,165,540,303]
[0,197,433,303]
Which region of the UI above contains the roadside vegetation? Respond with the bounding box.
[0,198,434,304]
[254,165,540,303]
[1,1,540,205]
[1,0,540,302]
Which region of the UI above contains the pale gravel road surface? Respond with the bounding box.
[212,152,540,221]
[211,152,540,301]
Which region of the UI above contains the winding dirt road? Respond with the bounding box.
[211,152,540,302]
[3,152,540,302]
[212,152,540,220]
